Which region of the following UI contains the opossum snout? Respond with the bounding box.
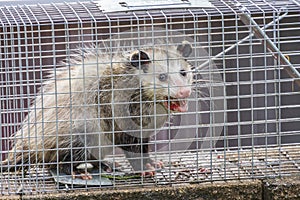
[175,88,191,99]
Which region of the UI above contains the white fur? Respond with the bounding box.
[8,43,193,166]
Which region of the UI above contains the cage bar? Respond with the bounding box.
[0,0,299,196]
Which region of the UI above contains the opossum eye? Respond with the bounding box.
[158,73,168,82]
[180,69,187,77]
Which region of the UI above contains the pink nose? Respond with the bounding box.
[176,88,191,98]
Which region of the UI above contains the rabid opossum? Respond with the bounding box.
[2,41,194,178]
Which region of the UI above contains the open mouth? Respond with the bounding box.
[163,97,188,112]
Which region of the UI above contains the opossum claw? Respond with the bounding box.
[71,171,93,180]
[79,172,93,180]
[152,160,164,169]
[141,161,164,177]
[141,163,155,177]
[141,171,155,177]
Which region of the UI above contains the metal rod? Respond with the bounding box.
[195,12,288,70]
[239,12,300,87]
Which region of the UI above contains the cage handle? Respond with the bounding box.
[95,0,214,12]
[119,0,191,8]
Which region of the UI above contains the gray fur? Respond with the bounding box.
[2,41,193,174]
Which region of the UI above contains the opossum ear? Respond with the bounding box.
[130,50,151,71]
[177,41,192,58]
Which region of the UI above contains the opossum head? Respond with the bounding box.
[130,41,193,112]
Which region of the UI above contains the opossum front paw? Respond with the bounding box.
[151,160,164,169]
[141,160,164,177]
[141,163,156,177]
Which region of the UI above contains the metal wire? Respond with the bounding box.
[0,0,299,196]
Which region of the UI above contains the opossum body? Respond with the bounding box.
[2,41,193,177]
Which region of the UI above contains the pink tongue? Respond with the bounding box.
[170,101,188,112]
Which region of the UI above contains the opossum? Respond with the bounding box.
[2,41,194,178]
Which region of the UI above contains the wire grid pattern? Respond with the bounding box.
[0,0,299,195]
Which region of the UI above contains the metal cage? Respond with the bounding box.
[0,0,300,196]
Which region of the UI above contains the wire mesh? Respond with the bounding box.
[0,0,299,196]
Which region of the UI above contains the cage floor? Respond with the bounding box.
[1,145,300,195]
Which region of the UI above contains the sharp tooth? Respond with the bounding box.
[180,100,186,106]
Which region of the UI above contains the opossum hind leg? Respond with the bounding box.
[52,150,112,180]
[1,152,30,172]
[50,150,92,180]
[50,158,92,180]
[55,161,112,180]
